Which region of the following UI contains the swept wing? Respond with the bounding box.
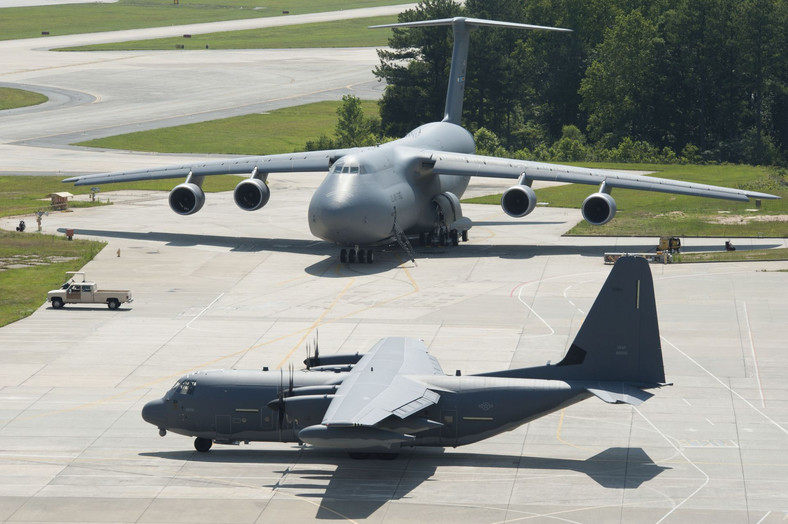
[426,150,778,202]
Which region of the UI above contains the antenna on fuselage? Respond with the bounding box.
[370,17,571,125]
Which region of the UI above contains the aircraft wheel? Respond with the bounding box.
[194,437,212,452]
[51,298,64,309]
[375,452,399,460]
[439,231,446,246]
[348,249,356,263]
[366,250,374,264]
[450,229,459,246]
[347,451,370,460]
[340,249,347,263]
[357,249,365,263]
[462,230,469,242]
[418,232,427,245]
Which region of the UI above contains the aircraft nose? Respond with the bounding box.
[308,181,394,245]
[142,398,168,428]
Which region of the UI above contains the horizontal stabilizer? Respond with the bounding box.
[585,382,654,405]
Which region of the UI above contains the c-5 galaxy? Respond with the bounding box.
[142,256,669,458]
[64,18,778,263]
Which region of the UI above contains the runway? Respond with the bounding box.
[2,4,788,522]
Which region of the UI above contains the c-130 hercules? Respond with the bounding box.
[65,18,778,263]
[142,256,669,458]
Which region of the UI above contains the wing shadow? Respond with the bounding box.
[140,446,668,519]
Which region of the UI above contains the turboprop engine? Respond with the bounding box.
[581,192,617,225]
[501,184,537,218]
[169,183,205,215]
[234,177,270,211]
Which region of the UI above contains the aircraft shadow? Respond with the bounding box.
[140,446,667,520]
[57,228,781,277]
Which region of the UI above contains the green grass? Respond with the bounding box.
[0,230,106,327]
[0,175,244,219]
[1,0,403,41]
[77,99,380,154]
[672,247,788,263]
[465,163,788,238]
[0,87,48,110]
[60,15,396,51]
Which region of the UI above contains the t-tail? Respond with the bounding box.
[478,256,668,404]
[370,17,571,125]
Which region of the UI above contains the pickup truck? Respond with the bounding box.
[48,272,133,310]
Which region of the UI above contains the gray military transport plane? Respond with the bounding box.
[64,17,779,263]
[142,256,669,458]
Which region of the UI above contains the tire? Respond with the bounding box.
[347,451,370,460]
[51,298,64,309]
[107,299,120,310]
[194,437,213,452]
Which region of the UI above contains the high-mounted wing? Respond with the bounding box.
[62,149,358,186]
[320,337,444,428]
[427,150,779,202]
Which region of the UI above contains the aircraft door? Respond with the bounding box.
[440,409,457,447]
[215,415,231,437]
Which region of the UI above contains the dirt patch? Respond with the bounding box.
[706,214,788,225]
[0,254,78,271]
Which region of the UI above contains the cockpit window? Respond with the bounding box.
[174,380,197,394]
[331,158,363,175]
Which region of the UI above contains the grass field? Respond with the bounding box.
[0,230,105,327]
[0,175,244,219]
[465,164,788,238]
[0,87,48,110]
[60,15,396,51]
[77,99,380,154]
[1,0,403,41]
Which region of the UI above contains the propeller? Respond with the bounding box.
[273,364,295,439]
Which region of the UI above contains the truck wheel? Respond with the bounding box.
[51,298,64,309]
[107,299,120,310]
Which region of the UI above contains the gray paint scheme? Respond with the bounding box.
[141,256,669,455]
[63,17,779,252]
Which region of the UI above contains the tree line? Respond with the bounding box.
[369,0,787,166]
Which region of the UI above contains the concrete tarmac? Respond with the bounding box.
[1,177,787,523]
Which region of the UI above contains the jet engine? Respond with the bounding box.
[501,184,537,218]
[581,192,617,225]
[234,178,270,211]
[169,183,205,215]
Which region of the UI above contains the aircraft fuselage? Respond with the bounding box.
[307,121,474,246]
[142,369,590,450]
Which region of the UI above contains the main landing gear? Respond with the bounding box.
[194,437,213,452]
[419,227,469,247]
[340,247,374,264]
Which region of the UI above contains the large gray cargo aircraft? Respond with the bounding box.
[64,18,778,262]
[142,256,669,458]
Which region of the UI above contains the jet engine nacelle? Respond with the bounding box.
[234,178,270,211]
[501,184,537,218]
[169,183,205,215]
[581,192,617,225]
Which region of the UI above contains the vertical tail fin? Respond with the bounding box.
[477,256,665,386]
[560,256,665,385]
[370,17,571,125]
